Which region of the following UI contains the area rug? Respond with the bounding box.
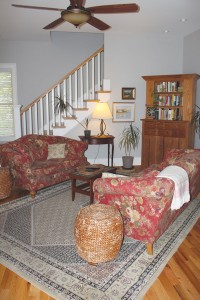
[0,181,199,300]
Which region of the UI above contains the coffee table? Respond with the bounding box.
[68,165,117,204]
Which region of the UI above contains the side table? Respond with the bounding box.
[79,135,115,167]
[68,165,117,204]
[116,165,142,176]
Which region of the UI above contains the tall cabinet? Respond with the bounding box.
[141,74,200,169]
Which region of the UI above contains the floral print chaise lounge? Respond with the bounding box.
[0,134,89,197]
[93,149,200,254]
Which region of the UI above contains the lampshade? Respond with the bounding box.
[92,102,112,120]
[92,102,112,136]
[61,8,91,26]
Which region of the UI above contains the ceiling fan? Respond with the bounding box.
[12,1,140,31]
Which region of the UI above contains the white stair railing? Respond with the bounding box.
[20,47,104,136]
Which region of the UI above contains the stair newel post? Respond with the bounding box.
[86,62,89,100]
[91,57,95,99]
[97,52,101,91]
[74,70,78,108]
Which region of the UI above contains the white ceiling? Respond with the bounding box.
[1,0,200,41]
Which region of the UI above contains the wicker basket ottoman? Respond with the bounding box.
[0,167,12,200]
[74,204,123,264]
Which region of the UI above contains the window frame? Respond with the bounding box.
[0,63,18,141]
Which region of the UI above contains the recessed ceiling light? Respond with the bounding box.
[180,18,187,22]
[164,29,169,33]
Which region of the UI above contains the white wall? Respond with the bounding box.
[103,32,183,165]
[0,32,104,107]
[183,29,200,148]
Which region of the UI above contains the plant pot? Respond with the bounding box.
[122,156,134,169]
[84,130,91,137]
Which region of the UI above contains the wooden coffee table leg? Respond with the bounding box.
[90,179,94,204]
[71,179,76,201]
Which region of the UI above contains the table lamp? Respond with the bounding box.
[92,102,112,136]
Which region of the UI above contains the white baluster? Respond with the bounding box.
[52,88,55,126]
[40,98,44,134]
[80,67,83,107]
[28,108,32,134]
[91,57,94,99]
[34,102,38,134]
[45,93,50,134]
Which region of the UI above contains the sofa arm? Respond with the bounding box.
[65,139,88,159]
[93,170,174,200]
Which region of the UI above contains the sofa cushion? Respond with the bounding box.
[47,144,66,159]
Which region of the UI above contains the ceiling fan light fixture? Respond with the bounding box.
[61,8,91,26]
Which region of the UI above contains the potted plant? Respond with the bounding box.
[119,122,140,169]
[55,97,91,136]
[191,104,200,138]
[83,118,91,137]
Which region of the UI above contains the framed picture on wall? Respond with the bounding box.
[122,87,136,100]
[112,102,135,122]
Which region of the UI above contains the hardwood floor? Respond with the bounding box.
[0,189,199,300]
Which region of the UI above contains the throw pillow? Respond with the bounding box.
[47,144,66,159]
[102,172,127,178]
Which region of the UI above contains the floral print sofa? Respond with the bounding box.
[93,149,200,254]
[0,134,89,197]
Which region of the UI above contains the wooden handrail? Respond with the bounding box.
[20,47,104,115]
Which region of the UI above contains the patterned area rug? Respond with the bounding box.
[0,181,199,300]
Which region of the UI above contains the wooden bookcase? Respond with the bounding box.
[141,74,200,169]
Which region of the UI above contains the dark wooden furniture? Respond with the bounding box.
[141,74,200,169]
[79,135,115,166]
[68,166,117,204]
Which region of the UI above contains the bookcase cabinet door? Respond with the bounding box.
[141,119,191,169]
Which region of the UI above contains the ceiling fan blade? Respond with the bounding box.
[12,4,63,12]
[43,18,65,30]
[88,4,140,14]
[87,16,110,31]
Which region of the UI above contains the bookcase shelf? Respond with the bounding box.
[141,73,200,169]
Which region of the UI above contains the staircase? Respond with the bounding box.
[20,47,104,136]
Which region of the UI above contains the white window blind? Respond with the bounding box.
[0,64,17,141]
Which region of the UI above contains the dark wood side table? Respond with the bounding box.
[79,135,115,167]
[68,166,117,204]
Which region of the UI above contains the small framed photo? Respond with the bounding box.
[122,87,136,100]
[112,102,135,122]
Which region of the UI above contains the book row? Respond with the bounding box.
[157,95,182,106]
[155,108,181,120]
[155,81,182,92]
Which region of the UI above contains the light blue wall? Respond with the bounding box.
[102,32,183,165]
[0,32,104,107]
[1,29,198,163]
[183,29,200,148]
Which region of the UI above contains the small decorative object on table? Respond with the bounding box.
[74,204,123,265]
[0,167,12,200]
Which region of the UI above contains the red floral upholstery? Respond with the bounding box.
[0,134,89,196]
[93,149,200,254]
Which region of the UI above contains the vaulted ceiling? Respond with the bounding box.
[1,0,200,41]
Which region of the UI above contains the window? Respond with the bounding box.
[0,64,17,141]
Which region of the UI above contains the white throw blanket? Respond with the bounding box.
[157,165,190,210]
